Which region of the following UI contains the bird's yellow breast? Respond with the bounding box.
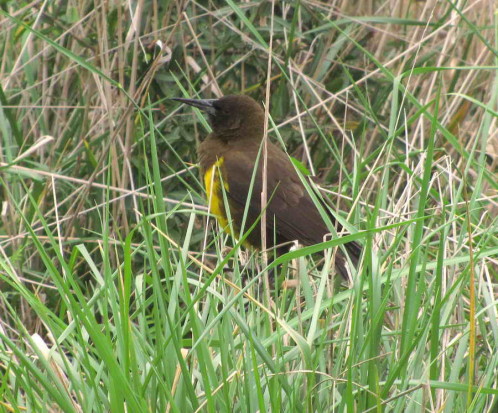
[204,157,230,230]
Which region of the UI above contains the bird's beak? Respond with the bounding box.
[171,97,218,116]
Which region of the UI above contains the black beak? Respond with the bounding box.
[171,97,218,116]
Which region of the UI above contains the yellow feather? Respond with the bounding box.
[204,157,230,230]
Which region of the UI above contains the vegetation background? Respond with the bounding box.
[0,0,497,412]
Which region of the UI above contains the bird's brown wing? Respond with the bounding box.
[222,143,335,247]
[222,143,361,277]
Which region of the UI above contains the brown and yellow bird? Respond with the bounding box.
[173,94,360,277]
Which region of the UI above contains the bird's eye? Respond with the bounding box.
[212,100,230,115]
[213,103,226,114]
[215,105,228,115]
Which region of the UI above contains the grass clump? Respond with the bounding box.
[0,1,497,412]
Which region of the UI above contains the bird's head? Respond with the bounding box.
[172,95,265,142]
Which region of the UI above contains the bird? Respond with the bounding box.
[172,94,361,278]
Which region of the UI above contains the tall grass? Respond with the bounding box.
[1,0,497,412]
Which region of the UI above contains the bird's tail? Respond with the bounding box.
[335,240,362,279]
